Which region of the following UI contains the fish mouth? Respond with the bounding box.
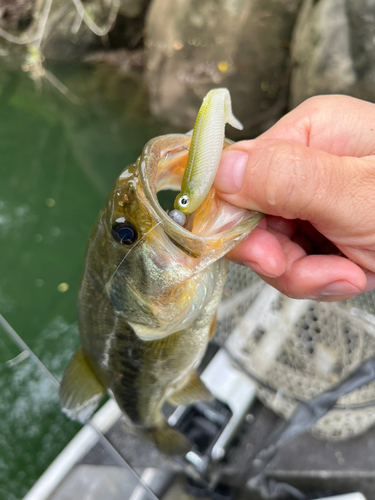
[138,133,263,259]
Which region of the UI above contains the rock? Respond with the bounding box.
[41,0,108,61]
[146,0,303,138]
[0,0,34,32]
[290,0,375,108]
[345,0,375,102]
[0,0,35,70]
[0,0,150,65]
[83,48,145,74]
[0,1,101,64]
[289,0,356,108]
[119,0,150,18]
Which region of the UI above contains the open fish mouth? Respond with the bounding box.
[138,133,263,259]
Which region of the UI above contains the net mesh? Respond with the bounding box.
[216,263,375,441]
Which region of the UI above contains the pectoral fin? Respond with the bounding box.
[168,370,213,406]
[59,348,105,423]
[209,314,217,339]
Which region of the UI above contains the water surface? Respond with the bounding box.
[0,63,177,500]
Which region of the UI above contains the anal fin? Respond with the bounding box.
[150,425,191,455]
[59,348,105,423]
[168,370,213,406]
[127,421,192,456]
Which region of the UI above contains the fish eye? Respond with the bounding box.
[111,223,138,245]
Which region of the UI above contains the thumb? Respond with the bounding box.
[215,138,360,226]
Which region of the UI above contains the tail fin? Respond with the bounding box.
[223,89,243,130]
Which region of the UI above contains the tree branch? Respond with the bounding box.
[70,0,120,37]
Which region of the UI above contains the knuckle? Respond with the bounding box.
[302,94,353,112]
[261,140,305,214]
[276,278,298,299]
[301,95,328,110]
[347,157,375,216]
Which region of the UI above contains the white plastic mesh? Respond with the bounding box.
[217,263,375,441]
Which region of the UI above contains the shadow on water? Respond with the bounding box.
[0,63,178,500]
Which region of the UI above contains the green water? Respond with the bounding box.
[0,64,178,500]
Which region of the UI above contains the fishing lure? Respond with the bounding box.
[174,88,243,215]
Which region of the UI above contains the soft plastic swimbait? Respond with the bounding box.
[174,88,243,215]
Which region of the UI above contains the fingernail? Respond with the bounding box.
[320,281,362,296]
[216,151,248,193]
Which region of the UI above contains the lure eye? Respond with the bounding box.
[111,223,138,245]
[178,194,190,208]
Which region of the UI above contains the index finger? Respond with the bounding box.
[261,95,375,158]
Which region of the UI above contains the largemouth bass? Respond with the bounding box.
[60,131,263,457]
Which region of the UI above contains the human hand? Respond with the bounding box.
[215,95,375,301]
